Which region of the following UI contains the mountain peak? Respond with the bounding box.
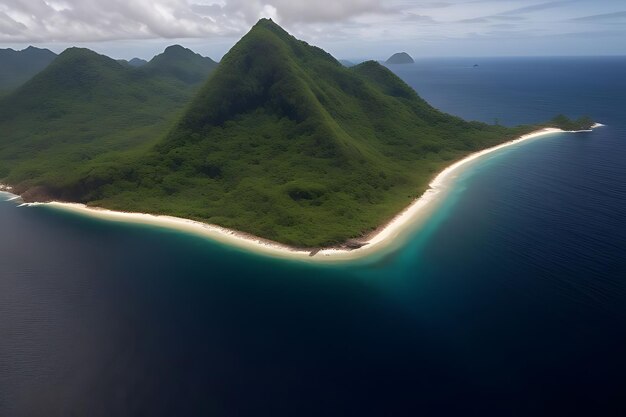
[163,44,190,55]
[56,47,118,65]
[249,17,292,38]
[59,47,108,59]
[152,45,216,63]
[231,17,336,66]
[128,57,147,67]
[16,47,126,94]
[255,17,277,27]
[168,17,341,135]
[60,47,94,55]
[54,47,121,70]
[141,45,217,84]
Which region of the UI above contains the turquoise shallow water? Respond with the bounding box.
[1,57,625,416]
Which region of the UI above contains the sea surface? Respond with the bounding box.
[1,57,625,416]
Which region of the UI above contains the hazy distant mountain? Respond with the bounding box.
[118,57,149,67]
[339,59,355,67]
[0,46,57,94]
[140,45,218,84]
[386,52,414,64]
[128,57,148,67]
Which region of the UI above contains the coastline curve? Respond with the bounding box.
[1,124,603,263]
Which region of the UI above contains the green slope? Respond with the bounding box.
[68,19,543,246]
[0,46,216,197]
[0,46,57,95]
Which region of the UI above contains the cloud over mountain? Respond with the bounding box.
[0,0,624,57]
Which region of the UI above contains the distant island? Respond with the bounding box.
[386,52,415,64]
[0,19,595,250]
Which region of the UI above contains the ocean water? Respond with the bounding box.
[1,57,625,416]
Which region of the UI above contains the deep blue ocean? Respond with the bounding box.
[1,57,625,416]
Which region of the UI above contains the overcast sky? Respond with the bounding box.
[1,0,625,60]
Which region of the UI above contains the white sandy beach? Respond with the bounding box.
[5,124,603,262]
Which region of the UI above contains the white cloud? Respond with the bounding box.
[0,0,393,42]
[0,11,27,35]
[1,0,624,58]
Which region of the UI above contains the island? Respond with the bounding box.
[0,19,596,252]
[386,52,415,64]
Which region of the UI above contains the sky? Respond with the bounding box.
[0,0,624,60]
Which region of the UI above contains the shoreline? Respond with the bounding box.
[1,124,603,262]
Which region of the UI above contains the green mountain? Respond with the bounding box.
[386,52,414,64]
[52,19,546,246]
[0,19,590,247]
[0,46,57,95]
[140,45,218,84]
[0,46,216,199]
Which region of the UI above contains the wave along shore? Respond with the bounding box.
[2,125,603,262]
